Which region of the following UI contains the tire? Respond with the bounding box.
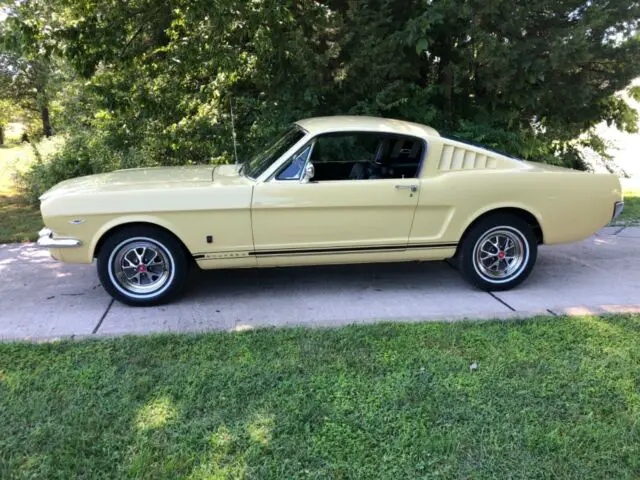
[97,226,190,306]
[458,214,537,291]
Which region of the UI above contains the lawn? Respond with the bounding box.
[0,195,41,243]
[1,315,639,479]
[614,190,640,226]
[0,138,61,243]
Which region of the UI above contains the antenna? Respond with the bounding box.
[229,97,239,165]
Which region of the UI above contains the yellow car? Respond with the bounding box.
[37,116,624,306]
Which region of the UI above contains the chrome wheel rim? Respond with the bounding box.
[111,240,172,295]
[473,227,528,282]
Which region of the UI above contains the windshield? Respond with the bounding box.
[244,125,307,179]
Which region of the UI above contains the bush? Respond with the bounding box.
[17,131,153,204]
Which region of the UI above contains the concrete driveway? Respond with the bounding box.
[1,227,639,341]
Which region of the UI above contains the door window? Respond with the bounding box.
[274,131,425,182]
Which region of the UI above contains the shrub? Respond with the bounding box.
[17,131,153,204]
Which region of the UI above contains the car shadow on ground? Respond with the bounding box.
[184,260,473,300]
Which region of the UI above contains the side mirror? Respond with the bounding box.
[301,162,315,183]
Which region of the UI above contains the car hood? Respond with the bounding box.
[40,164,247,200]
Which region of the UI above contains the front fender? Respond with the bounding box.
[89,214,190,260]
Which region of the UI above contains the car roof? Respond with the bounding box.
[295,115,440,138]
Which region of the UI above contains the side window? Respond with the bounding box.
[383,138,424,178]
[309,132,424,182]
[275,144,313,181]
[272,132,425,182]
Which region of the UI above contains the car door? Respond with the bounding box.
[250,132,422,258]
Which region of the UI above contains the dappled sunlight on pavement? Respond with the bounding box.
[0,242,111,340]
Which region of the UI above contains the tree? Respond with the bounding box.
[0,0,65,137]
[48,0,639,163]
[10,0,640,201]
[0,99,13,145]
[322,0,640,165]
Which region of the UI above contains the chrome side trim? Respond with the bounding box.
[192,242,458,260]
[36,228,82,248]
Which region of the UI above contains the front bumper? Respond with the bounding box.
[36,228,82,248]
[612,201,624,220]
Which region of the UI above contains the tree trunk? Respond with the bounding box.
[41,106,52,137]
[0,126,4,146]
[442,62,454,129]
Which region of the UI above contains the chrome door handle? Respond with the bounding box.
[395,184,418,193]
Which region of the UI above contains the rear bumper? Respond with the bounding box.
[612,201,624,220]
[36,228,82,248]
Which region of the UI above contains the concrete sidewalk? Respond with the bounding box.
[1,227,639,341]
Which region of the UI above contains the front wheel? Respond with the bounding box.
[97,226,190,306]
[458,214,537,291]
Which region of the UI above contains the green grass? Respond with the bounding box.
[614,191,640,226]
[0,142,42,243]
[0,195,41,243]
[0,138,61,243]
[1,315,639,479]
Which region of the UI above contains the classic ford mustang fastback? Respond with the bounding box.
[37,116,624,305]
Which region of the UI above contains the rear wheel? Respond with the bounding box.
[97,226,190,306]
[458,214,537,291]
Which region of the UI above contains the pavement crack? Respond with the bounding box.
[488,292,516,312]
[92,299,115,334]
[614,226,627,235]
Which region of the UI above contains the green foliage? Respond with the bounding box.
[5,0,640,197]
[600,95,639,133]
[613,190,640,226]
[17,130,152,203]
[0,99,12,145]
[0,0,69,138]
[629,85,640,102]
[1,315,640,478]
[0,99,13,127]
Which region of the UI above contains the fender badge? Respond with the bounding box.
[69,219,85,225]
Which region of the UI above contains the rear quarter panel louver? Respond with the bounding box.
[437,144,509,171]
